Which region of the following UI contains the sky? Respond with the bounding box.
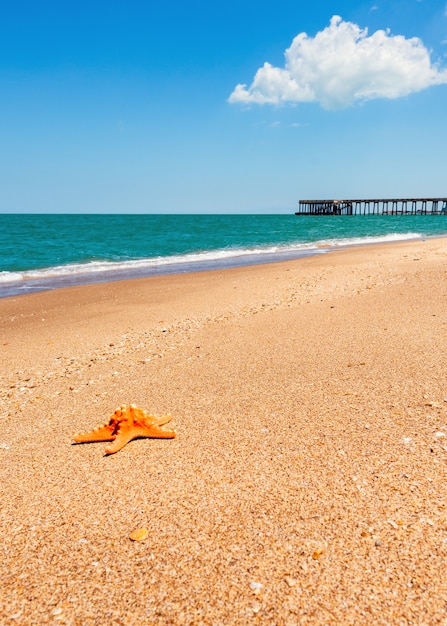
[1,0,446,213]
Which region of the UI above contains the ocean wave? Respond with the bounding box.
[0,231,423,296]
[312,231,423,248]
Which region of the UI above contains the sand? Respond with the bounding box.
[1,237,447,625]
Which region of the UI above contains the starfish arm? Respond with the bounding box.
[104,429,139,455]
[104,424,176,455]
[144,424,177,439]
[73,423,116,443]
[153,413,173,426]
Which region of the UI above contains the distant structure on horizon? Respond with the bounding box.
[295,198,447,216]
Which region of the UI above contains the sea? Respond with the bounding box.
[1,213,447,299]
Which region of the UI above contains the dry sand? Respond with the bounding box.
[1,237,447,625]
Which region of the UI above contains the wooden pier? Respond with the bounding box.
[295,198,447,216]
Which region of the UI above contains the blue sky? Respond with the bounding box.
[1,0,446,213]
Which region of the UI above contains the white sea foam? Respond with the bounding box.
[309,231,423,249]
[0,231,423,296]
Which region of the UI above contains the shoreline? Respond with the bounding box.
[1,236,447,624]
[1,230,442,300]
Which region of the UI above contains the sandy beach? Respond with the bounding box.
[1,237,447,625]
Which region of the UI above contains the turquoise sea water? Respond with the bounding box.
[1,213,447,298]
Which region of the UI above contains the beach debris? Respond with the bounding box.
[387,519,399,530]
[312,547,325,560]
[129,527,149,542]
[250,581,262,590]
[434,431,446,438]
[299,539,328,561]
[402,437,412,445]
[284,576,298,588]
[9,611,23,621]
[73,404,176,454]
[251,602,262,614]
[250,581,263,594]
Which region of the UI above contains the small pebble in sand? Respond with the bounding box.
[129,527,149,542]
[312,547,325,560]
[250,581,262,589]
[9,611,23,620]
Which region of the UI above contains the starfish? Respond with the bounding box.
[73,404,176,454]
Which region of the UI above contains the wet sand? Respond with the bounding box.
[1,238,447,625]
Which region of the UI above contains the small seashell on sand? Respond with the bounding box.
[129,527,149,542]
[284,576,297,587]
[387,519,399,529]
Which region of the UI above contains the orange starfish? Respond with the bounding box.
[73,404,176,454]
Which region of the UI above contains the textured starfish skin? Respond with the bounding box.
[73,404,176,454]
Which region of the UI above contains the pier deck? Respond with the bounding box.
[295,198,447,216]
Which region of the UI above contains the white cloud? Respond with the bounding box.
[229,16,447,109]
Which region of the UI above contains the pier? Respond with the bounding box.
[295,198,447,216]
